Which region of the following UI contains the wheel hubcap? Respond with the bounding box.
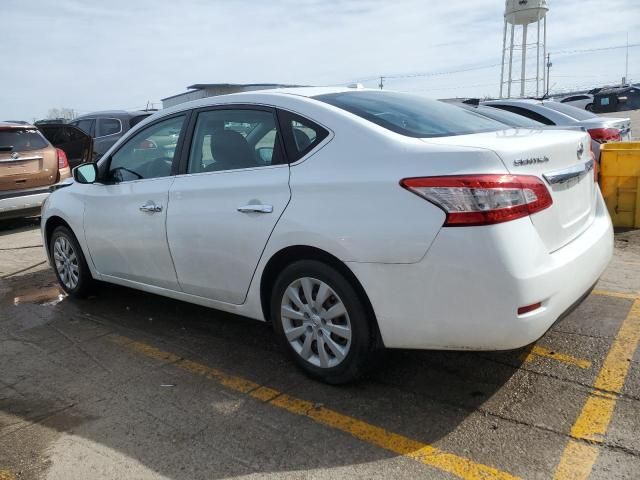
[53,236,79,290]
[280,277,352,369]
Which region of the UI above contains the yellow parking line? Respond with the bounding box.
[107,334,520,480]
[521,345,592,369]
[592,290,639,300]
[554,298,640,480]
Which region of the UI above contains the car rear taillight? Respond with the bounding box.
[588,128,621,144]
[400,174,553,226]
[56,148,69,169]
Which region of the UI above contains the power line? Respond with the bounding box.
[346,42,638,86]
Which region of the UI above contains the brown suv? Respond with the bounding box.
[0,122,91,220]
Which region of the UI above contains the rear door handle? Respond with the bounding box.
[237,204,273,214]
[139,201,163,213]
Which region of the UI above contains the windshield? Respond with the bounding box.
[542,101,598,120]
[314,91,505,138]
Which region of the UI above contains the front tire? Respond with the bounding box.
[585,103,594,112]
[271,260,375,384]
[50,226,94,297]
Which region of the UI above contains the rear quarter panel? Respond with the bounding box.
[261,103,510,264]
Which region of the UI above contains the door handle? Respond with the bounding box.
[139,202,163,213]
[237,204,273,214]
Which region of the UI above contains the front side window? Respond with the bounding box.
[97,118,122,137]
[107,115,185,182]
[187,109,283,174]
[314,91,504,138]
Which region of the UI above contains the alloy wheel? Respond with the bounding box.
[53,236,79,290]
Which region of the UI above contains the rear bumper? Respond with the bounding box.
[348,188,614,350]
[0,186,50,219]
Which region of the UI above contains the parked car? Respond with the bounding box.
[42,88,613,383]
[556,94,594,111]
[482,99,631,160]
[452,101,546,127]
[70,110,152,160]
[592,85,640,113]
[0,122,90,220]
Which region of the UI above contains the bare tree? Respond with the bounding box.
[47,108,76,120]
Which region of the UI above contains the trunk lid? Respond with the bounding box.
[423,128,596,252]
[0,126,58,191]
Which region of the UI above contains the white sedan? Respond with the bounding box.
[42,87,613,383]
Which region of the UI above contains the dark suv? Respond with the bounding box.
[69,110,152,160]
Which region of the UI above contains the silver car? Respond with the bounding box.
[482,99,631,160]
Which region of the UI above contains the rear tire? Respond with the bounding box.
[49,226,94,297]
[271,260,376,384]
[585,103,594,112]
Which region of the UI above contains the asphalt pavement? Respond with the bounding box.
[1,218,639,480]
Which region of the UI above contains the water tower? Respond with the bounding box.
[499,0,549,98]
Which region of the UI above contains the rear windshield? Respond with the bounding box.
[314,91,505,138]
[473,105,545,128]
[542,101,598,120]
[0,128,49,152]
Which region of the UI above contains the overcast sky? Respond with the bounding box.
[2,0,638,121]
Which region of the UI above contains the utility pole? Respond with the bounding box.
[624,32,629,85]
[545,53,552,97]
[378,76,384,90]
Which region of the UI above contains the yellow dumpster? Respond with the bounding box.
[600,142,640,228]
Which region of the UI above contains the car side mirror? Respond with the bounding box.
[73,163,98,184]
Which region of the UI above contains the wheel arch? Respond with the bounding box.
[259,245,383,346]
[44,215,73,255]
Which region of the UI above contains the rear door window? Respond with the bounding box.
[0,128,49,152]
[97,118,122,137]
[314,91,504,138]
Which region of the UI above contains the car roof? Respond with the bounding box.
[74,110,152,119]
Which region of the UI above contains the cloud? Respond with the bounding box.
[1,0,638,120]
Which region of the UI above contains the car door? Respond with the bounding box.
[82,113,189,290]
[38,124,94,168]
[166,106,292,304]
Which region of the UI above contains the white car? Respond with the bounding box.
[42,88,613,383]
[556,94,594,111]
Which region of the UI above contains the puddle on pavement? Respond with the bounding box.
[1,269,66,307]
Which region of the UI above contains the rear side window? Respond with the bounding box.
[278,110,328,161]
[314,91,504,138]
[487,104,555,125]
[0,128,49,151]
